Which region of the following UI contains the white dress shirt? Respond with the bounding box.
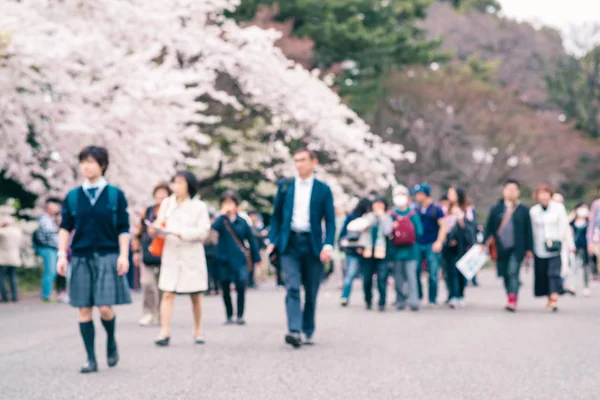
[291,175,314,233]
[82,177,108,206]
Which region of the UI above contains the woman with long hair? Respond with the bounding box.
[530,184,574,311]
[339,197,371,306]
[152,171,211,346]
[443,186,477,309]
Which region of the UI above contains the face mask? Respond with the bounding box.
[577,208,590,219]
[393,195,409,208]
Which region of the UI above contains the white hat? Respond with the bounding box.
[392,185,409,197]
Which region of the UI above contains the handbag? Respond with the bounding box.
[223,218,253,272]
[149,198,171,258]
[488,205,516,261]
[541,207,562,253]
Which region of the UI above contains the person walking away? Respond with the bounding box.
[268,148,336,348]
[347,197,389,311]
[587,193,600,280]
[483,179,533,312]
[0,208,22,303]
[56,146,131,373]
[212,191,261,325]
[411,183,446,306]
[444,187,476,309]
[152,171,211,346]
[530,184,575,312]
[384,186,423,311]
[339,197,371,306]
[33,197,61,302]
[132,182,171,326]
[571,202,591,296]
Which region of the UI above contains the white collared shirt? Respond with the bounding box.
[291,175,314,233]
[82,177,108,206]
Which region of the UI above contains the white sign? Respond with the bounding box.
[456,245,489,281]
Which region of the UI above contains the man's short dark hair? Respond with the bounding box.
[220,190,241,206]
[78,146,109,175]
[153,181,172,196]
[294,147,318,160]
[46,197,62,205]
[504,179,520,189]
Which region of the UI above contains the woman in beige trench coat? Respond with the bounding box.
[152,171,211,346]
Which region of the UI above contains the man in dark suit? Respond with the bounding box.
[483,179,533,312]
[268,148,336,348]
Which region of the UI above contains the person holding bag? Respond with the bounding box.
[211,191,261,325]
[151,171,211,346]
[132,182,171,326]
[530,184,575,312]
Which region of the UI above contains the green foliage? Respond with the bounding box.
[230,0,443,116]
[547,48,600,139]
[442,0,501,13]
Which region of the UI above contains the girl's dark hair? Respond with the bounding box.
[153,181,172,196]
[449,186,468,211]
[78,146,109,175]
[353,197,372,217]
[220,190,241,206]
[173,171,198,198]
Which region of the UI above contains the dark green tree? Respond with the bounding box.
[230,0,442,116]
[442,0,501,13]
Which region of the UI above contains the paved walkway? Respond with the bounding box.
[1,269,599,400]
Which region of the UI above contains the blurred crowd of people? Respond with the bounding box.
[2,144,600,371]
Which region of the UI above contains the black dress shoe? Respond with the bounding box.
[80,360,98,374]
[285,333,302,349]
[155,337,170,347]
[107,344,119,368]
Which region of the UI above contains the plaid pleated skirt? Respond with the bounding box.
[68,253,132,308]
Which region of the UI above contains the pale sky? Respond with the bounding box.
[499,0,600,55]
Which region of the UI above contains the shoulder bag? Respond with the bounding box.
[223,218,253,272]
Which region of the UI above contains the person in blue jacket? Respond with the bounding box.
[56,146,131,374]
[211,191,261,325]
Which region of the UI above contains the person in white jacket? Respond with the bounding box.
[150,171,211,346]
[530,185,575,312]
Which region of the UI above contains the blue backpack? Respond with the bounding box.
[65,185,119,230]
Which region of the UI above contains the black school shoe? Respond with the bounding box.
[285,333,302,349]
[80,360,98,374]
[107,344,119,368]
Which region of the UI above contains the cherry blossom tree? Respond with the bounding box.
[1,0,402,214]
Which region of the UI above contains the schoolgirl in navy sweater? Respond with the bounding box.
[57,146,131,374]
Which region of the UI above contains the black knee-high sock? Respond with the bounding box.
[101,317,116,350]
[79,321,96,362]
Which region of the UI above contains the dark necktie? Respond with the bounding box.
[86,187,98,201]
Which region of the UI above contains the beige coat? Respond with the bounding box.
[157,196,210,294]
[0,225,23,267]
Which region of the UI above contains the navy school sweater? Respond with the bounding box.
[60,187,130,256]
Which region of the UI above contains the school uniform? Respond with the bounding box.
[60,178,132,307]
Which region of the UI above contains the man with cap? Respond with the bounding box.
[411,183,447,305]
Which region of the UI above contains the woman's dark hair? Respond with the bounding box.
[575,200,586,209]
[173,171,198,198]
[153,181,172,196]
[353,197,372,217]
[449,186,468,211]
[78,146,109,175]
[220,190,241,206]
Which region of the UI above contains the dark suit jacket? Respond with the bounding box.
[484,200,533,262]
[269,178,336,256]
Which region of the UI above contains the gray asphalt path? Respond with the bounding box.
[1,269,599,400]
